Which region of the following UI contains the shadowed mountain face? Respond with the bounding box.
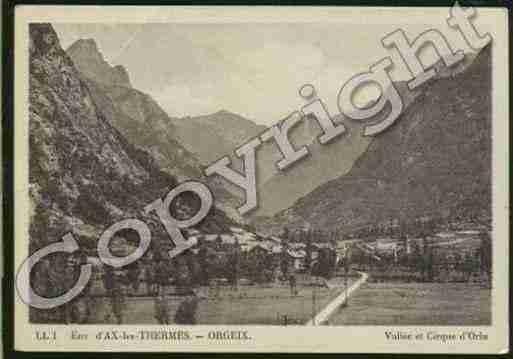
[254,46,491,235]
[66,36,382,218]
[67,38,267,180]
[250,81,421,218]
[66,37,244,219]
[67,39,202,181]
[29,24,235,251]
[76,78,203,180]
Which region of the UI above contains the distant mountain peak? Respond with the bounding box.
[71,38,98,50]
[205,109,263,128]
[211,109,246,119]
[67,38,103,62]
[67,38,132,88]
[174,109,267,165]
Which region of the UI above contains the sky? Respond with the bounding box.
[53,18,478,126]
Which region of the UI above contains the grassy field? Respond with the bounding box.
[326,282,491,326]
[196,285,341,325]
[89,277,354,325]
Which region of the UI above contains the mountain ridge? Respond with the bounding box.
[175,109,267,165]
[67,38,132,88]
[29,24,237,254]
[66,37,244,220]
[253,45,491,235]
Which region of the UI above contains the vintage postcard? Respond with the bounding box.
[12,5,509,353]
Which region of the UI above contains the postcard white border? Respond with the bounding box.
[13,5,509,353]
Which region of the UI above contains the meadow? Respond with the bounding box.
[326,282,491,326]
[89,278,354,325]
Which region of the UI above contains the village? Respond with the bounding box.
[140,211,492,287]
[29,206,491,327]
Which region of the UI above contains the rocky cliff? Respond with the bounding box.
[66,38,203,180]
[29,24,234,252]
[67,38,132,88]
[66,37,243,219]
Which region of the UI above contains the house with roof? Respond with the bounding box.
[233,231,258,245]
[269,236,283,245]
[197,234,221,250]
[285,249,306,270]
[220,234,238,245]
[307,242,333,263]
[247,243,270,262]
[312,242,333,250]
[374,238,399,254]
[271,245,283,255]
[219,234,240,251]
[229,226,245,234]
[184,228,201,237]
[289,242,306,250]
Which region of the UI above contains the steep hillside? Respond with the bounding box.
[66,38,242,219]
[29,24,235,253]
[67,39,202,180]
[256,46,491,234]
[252,81,421,217]
[66,37,376,217]
[80,78,202,180]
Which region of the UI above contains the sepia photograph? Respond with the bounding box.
[10,5,509,354]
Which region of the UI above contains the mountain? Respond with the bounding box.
[65,36,373,218]
[66,39,202,180]
[66,37,242,219]
[67,39,132,88]
[250,81,421,218]
[29,24,235,253]
[67,39,266,181]
[175,110,267,165]
[255,46,491,234]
